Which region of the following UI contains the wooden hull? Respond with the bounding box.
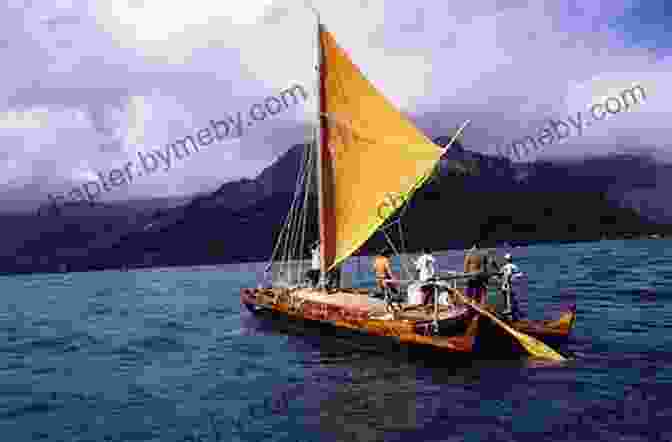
[475,305,577,355]
[241,288,576,357]
[511,305,576,340]
[241,287,479,354]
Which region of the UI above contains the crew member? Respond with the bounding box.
[415,248,436,305]
[373,249,399,295]
[327,264,342,290]
[500,253,524,320]
[463,244,487,304]
[305,241,320,287]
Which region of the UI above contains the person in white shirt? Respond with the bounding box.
[311,242,320,270]
[305,241,320,287]
[499,253,524,319]
[415,248,437,305]
[415,248,436,282]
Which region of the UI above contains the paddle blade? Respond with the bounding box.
[512,328,566,361]
[457,292,566,361]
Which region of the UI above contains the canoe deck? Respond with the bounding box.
[241,287,478,353]
[247,287,471,322]
[289,287,470,321]
[287,287,389,315]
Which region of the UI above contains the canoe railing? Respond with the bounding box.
[382,270,507,312]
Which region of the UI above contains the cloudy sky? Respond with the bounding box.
[1,0,670,211]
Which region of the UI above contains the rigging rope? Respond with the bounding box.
[282,145,311,284]
[264,111,469,289]
[296,145,314,285]
[380,222,413,281]
[265,144,311,284]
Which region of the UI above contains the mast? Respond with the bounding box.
[315,14,327,288]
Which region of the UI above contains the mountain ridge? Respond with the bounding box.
[1,137,670,275]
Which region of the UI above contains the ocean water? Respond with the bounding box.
[1,240,671,442]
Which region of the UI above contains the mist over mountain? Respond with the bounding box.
[0,137,670,275]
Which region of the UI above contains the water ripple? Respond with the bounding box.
[0,240,671,442]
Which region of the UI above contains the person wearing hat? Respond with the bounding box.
[500,253,524,320]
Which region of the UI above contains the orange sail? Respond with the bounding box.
[318,25,443,271]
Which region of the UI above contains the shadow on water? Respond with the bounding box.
[236,311,507,441]
[207,298,584,441]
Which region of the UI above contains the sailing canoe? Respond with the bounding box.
[240,21,575,360]
[240,21,479,353]
[241,287,480,353]
[241,288,576,355]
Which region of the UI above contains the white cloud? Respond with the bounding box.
[1,0,671,210]
[92,0,278,62]
[0,108,50,130]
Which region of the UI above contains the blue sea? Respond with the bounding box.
[1,240,671,442]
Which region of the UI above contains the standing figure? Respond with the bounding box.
[373,249,399,295]
[415,248,436,305]
[463,244,487,304]
[326,265,342,290]
[500,253,524,320]
[305,241,320,287]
